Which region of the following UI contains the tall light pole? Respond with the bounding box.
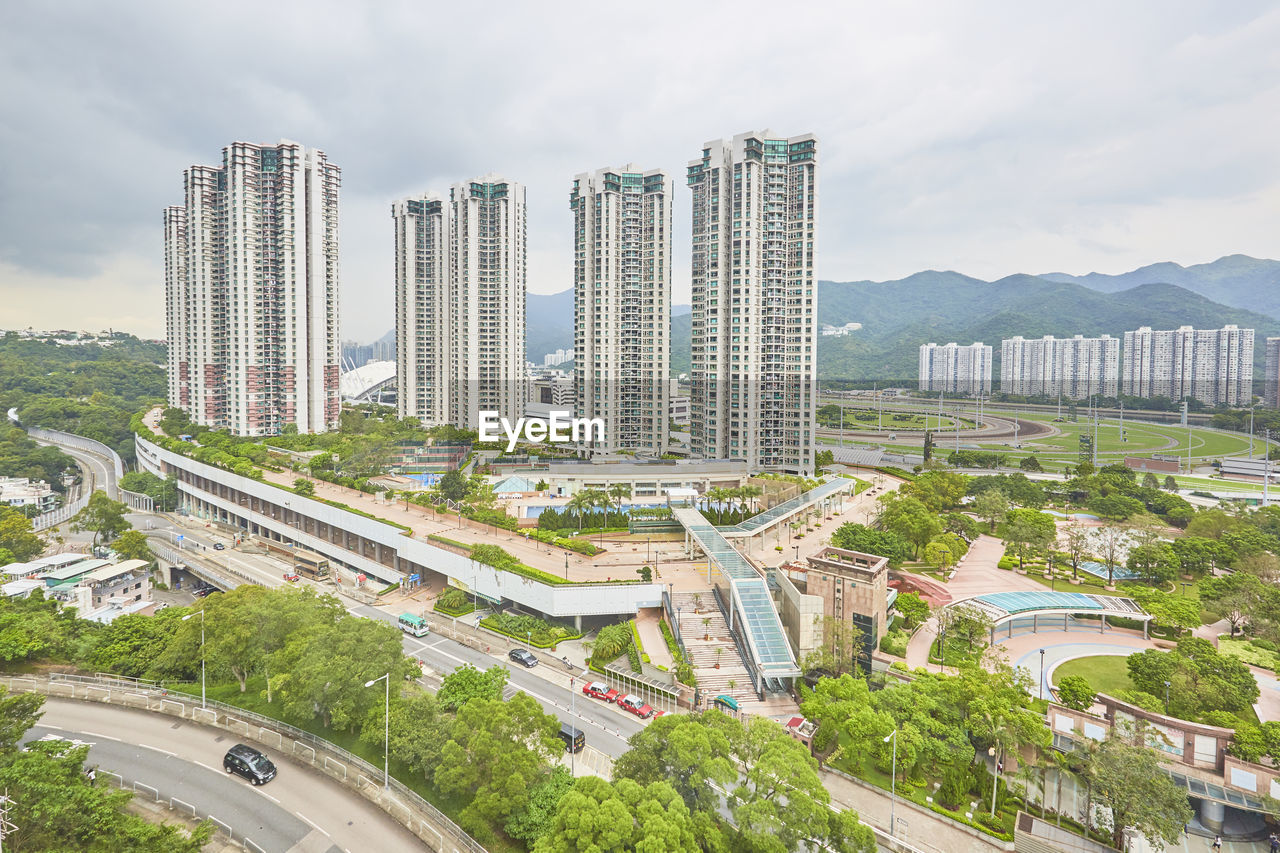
[1038,648,1046,701]
[883,728,898,836]
[569,676,577,777]
[364,673,390,788]
[1163,679,1171,715]
[1250,406,1256,459]
[989,745,1000,816]
[182,609,205,709]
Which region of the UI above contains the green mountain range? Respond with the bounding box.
[414,255,1280,382]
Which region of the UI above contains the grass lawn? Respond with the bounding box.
[1217,637,1279,670]
[1050,655,1134,696]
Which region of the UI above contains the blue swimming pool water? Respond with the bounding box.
[1076,560,1142,581]
[403,473,442,486]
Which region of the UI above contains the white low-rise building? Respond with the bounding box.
[0,477,58,513]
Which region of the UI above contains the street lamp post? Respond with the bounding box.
[569,676,577,777]
[989,745,1000,816]
[564,554,569,579]
[1164,680,1171,715]
[182,609,205,709]
[1039,649,1045,701]
[884,728,898,836]
[364,673,390,788]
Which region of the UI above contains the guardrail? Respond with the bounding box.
[32,492,88,532]
[27,428,124,490]
[5,672,485,853]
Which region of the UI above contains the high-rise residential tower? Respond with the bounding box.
[448,176,527,428]
[1122,325,1254,405]
[394,177,528,429]
[687,131,818,474]
[165,140,341,436]
[1000,334,1120,399]
[570,165,673,455]
[1265,338,1280,408]
[918,342,992,395]
[392,194,447,424]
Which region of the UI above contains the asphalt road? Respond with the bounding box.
[25,698,426,852]
[354,604,646,758]
[46,436,117,498]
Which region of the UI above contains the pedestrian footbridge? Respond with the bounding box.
[672,506,800,694]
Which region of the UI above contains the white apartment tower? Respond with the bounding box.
[1122,325,1254,405]
[918,342,992,395]
[1000,335,1120,399]
[687,131,818,474]
[394,178,527,429]
[571,166,672,455]
[165,140,341,436]
[1265,338,1280,408]
[392,194,448,424]
[448,176,527,428]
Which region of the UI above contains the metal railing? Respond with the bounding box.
[32,492,89,531]
[4,672,485,853]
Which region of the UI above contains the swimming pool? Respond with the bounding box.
[1076,560,1142,581]
[402,473,442,487]
[1043,510,1101,520]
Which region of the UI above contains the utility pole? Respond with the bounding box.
[0,792,17,852]
[1266,429,1271,508]
[1249,406,1255,459]
[1119,400,1124,443]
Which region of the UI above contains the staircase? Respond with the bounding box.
[671,591,753,700]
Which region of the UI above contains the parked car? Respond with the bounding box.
[618,694,655,718]
[582,681,619,702]
[223,743,276,786]
[212,543,225,550]
[508,648,538,668]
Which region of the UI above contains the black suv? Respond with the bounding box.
[223,743,277,786]
[508,648,538,668]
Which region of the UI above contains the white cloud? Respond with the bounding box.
[1,0,1278,341]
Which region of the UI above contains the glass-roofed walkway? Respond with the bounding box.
[672,506,801,693]
[717,477,856,538]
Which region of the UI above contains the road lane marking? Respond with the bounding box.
[79,730,121,742]
[297,812,331,837]
[193,760,218,773]
[140,743,175,757]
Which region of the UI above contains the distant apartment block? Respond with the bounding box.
[1000,334,1120,399]
[1265,338,1280,408]
[165,140,341,436]
[394,178,527,429]
[918,342,992,395]
[167,138,343,435]
[571,165,672,455]
[1122,325,1254,406]
[392,193,448,425]
[688,130,818,474]
[543,349,571,367]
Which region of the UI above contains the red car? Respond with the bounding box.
[582,681,619,703]
[282,572,300,582]
[618,694,655,718]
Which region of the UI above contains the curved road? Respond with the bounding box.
[24,698,424,853]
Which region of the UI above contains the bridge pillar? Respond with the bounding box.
[1033,614,1038,634]
[1064,613,1069,632]
[1100,615,1107,634]
[1143,620,1149,640]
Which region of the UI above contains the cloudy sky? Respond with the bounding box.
[2,1,1278,341]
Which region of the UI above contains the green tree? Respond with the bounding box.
[829,523,912,568]
[1055,675,1096,711]
[878,495,941,558]
[1019,455,1043,472]
[1120,586,1202,634]
[1003,508,1056,569]
[438,469,469,502]
[1127,637,1259,718]
[941,603,993,652]
[923,540,955,570]
[269,613,416,730]
[1125,542,1180,584]
[1141,472,1159,489]
[1164,475,1179,491]
[292,477,315,496]
[903,471,969,512]
[111,529,154,564]
[506,766,574,844]
[71,491,130,547]
[533,776,701,853]
[728,715,876,852]
[972,489,1009,532]
[1086,726,1193,850]
[894,591,930,629]
[437,664,509,711]
[0,685,45,751]
[434,692,562,840]
[86,608,185,678]
[0,507,44,561]
[613,713,737,813]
